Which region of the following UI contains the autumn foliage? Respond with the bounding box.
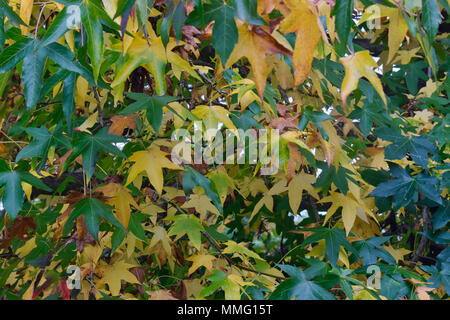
[0,0,449,300]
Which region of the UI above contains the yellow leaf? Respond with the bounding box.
[288,172,319,214]
[185,251,216,276]
[19,0,34,35]
[279,0,321,86]
[181,194,221,220]
[192,105,238,135]
[125,146,183,196]
[77,112,98,133]
[96,182,140,229]
[225,24,291,100]
[320,191,368,235]
[339,50,387,107]
[97,260,139,296]
[359,5,408,63]
[249,179,288,222]
[382,245,411,264]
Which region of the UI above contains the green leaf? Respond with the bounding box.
[204,0,238,66]
[380,273,409,300]
[182,166,223,213]
[0,161,51,220]
[301,227,356,266]
[0,170,23,220]
[121,92,176,134]
[332,0,354,51]
[375,128,436,169]
[433,201,449,230]
[37,7,71,50]
[128,212,146,241]
[44,43,95,85]
[22,41,46,109]
[167,214,205,250]
[68,127,127,179]
[270,265,335,300]
[65,197,124,241]
[422,0,442,42]
[80,1,103,82]
[15,126,70,164]
[0,40,31,74]
[114,0,136,19]
[353,236,396,265]
[0,0,26,26]
[62,73,77,132]
[231,0,265,25]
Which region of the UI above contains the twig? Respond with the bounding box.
[411,204,432,265]
[92,87,104,127]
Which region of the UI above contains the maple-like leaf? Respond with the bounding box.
[68,127,127,179]
[359,5,408,63]
[186,251,216,276]
[96,183,140,229]
[225,24,292,100]
[167,214,205,250]
[125,146,183,196]
[279,0,321,86]
[339,50,387,107]
[108,114,138,136]
[319,191,376,235]
[97,260,140,296]
[288,172,320,215]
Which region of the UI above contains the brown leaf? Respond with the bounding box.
[108,114,138,136]
[269,114,299,132]
[0,216,36,249]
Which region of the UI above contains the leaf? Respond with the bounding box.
[200,269,255,300]
[319,190,374,235]
[270,265,335,300]
[65,197,124,241]
[112,30,199,95]
[121,92,176,134]
[16,126,70,163]
[204,0,238,66]
[167,214,205,250]
[301,227,356,266]
[108,114,137,136]
[374,128,436,169]
[288,172,319,214]
[96,183,139,229]
[182,166,222,213]
[352,236,396,265]
[37,7,71,50]
[280,0,321,86]
[192,104,238,133]
[0,163,51,220]
[222,240,262,262]
[185,251,216,276]
[332,0,354,50]
[339,50,387,106]
[0,0,26,26]
[68,127,127,179]
[80,1,104,82]
[422,0,442,42]
[97,259,139,296]
[22,41,46,109]
[225,24,292,100]
[126,146,182,196]
[359,5,409,63]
